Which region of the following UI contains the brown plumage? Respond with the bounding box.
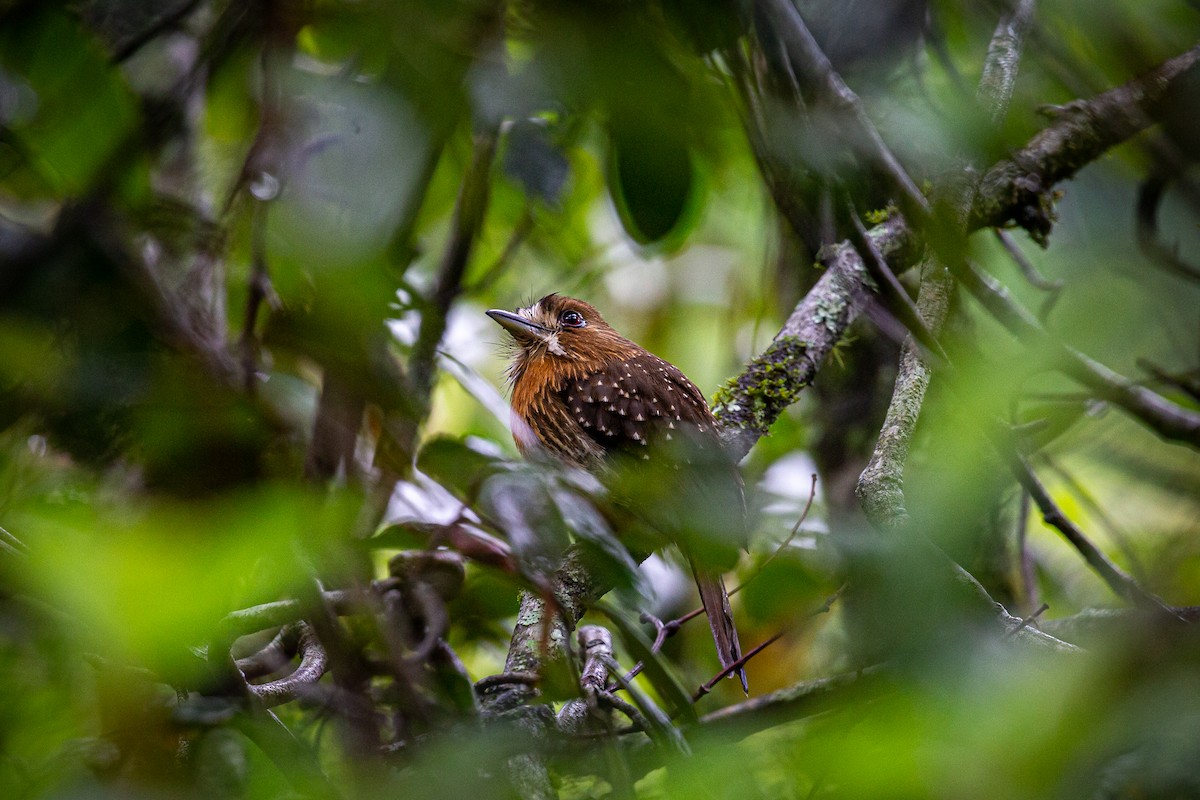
[488,294,747,693]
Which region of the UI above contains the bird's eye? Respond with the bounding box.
[560,310,585,328]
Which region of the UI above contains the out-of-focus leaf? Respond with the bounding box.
[12,486,355,683]
[737,551,824,625]
[450,568,520,634]
[478,470,571,577]
[549,482,645,597]
[607,120,701,249]
[502,119,569,206]
[416,435,505,497]
[604,432,743,572]
[0,7,137,198]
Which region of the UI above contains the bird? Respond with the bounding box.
[487,293,748,693]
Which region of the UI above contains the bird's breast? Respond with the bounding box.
[511,362,603,466]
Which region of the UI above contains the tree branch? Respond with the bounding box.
[1006,452,1175,613]
[479,546,612,713]
[970,43,1200,240]
[857,0,1037,530]
[248,623,330,708]
[855,257,954,529]
[696,667,885,738]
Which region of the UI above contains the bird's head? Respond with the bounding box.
[487,294,638,378]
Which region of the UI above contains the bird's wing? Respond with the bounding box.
[558,352,716,455]
[557,351,748,691]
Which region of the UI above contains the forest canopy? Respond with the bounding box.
[1,1,1199,798]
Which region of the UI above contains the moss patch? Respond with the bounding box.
[713,336,811,434]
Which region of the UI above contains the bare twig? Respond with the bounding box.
[732,473,820,594]
[994,229,1064,294]
[601,656,689,757]
[1136,174,1200,281]
[847,201,949,365]
[697,667,885,736]
[239,200,278,393]
[1015,489,1040,613]
[0,524,28,558]
[693,586,844,701]
[1138,359,1200,403]
[694,632,784,701]
[1005,602,1050,637]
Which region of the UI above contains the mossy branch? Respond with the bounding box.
[714,214,917,462]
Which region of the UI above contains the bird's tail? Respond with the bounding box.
[692,566,748,694]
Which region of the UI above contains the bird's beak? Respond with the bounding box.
[486,309,550,342]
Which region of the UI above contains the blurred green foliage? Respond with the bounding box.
[0,0,1199,798]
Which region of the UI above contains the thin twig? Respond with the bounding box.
[0,524,28,558]
[1015,488,1040,614]
[239,201,275,393]
[1041,455,1147,581]
[693,632,783,701]
[994,229,1064,293]
[1137,359,1200,403]
[734,474,819,589]
[1005,602,1049,637]
[1007,450,1177,616]
[847,200,949,364]
[692,585,845,701]
[601,656,690,756]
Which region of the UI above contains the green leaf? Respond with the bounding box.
[607,120,702,250]
[0,7,137,198]
[416,436,504,497]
